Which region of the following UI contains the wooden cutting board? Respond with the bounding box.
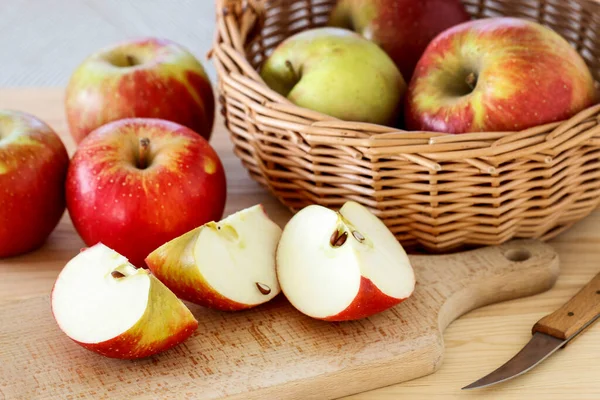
[0,239,558,400]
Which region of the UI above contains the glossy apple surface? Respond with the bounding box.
[260,27,405,126]
[66,37,214,143]
[329,0,470,79]
[405,17,597,133]
[66,118,226,268]
[0,110,69,257]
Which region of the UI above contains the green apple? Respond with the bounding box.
[260,27,405,126]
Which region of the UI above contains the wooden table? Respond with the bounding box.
[1,88,599,399]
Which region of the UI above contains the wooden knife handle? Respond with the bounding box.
[533,272,600,341]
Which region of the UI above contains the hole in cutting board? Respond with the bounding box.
[504,248,532,262]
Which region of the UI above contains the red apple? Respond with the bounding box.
[405,17,597,133]
[66,118,227,268]
[276,201,415,321]
[0,110,69,257]
[51,243,198,359]
[65,37,215,144]
[329,0,470,79]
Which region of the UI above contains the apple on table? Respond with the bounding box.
[65,37,215,144]
[405,17,597,133]
[329,0,471,80]
[0,110,69,258]
[51,243,198,359]
[146,205,282,311]
[260,27,405,127]
[277,201,415,321]
[66,118,227,269]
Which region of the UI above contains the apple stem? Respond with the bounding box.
[126,54,137,67]
[137,138,150,169]
[285,60,299,81]
[465,72,478,91]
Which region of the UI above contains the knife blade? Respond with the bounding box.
[463,271,600,390]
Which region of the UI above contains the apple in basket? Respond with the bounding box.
[146,205,282,311]
[260,27,405,127]
[276,201,415,321]
[405,17,597,134]
[51,243,198,359]
[328,0,471,80]
[65,37,215,144]
[0,110,69,258]
[66,118,227,269]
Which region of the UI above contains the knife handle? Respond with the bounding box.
[533,272,600,341]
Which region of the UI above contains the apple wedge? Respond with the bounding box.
[276,201,415,321]
[145,205,282,311]
[51,243,198,359]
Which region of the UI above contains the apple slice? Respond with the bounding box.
[276,201,415,321]
[51,243,198,359]
[145,205,282,311]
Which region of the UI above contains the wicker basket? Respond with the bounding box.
[213,0,600,251]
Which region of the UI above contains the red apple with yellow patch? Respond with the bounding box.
[405,17,597,133]
[0,110,69,257]
[66,118,226,268]
[329,0,470,80]
[65,37,214,144]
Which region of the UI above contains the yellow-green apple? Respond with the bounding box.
[66,118,226,269]
[276,201,415,321]
[65,37,214,144]
[260,27,405,126]
[329,0,470,79]
[0,110,69,258]
[405,17,597,133]
[146,205,282,311]
[51,243,198,359]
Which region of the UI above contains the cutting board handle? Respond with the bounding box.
[413,239,560,332]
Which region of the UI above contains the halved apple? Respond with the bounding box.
[51,243,198,359]
[276,201,415,321]
[145,205,282,311]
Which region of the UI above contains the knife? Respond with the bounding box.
[462,271,600,390]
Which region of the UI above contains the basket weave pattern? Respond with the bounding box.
[214,0,600,251]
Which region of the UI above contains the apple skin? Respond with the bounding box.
[323,277,407,322]
[65,37,215,144]
[145,227,249,311]
[0,110,69,258]
[329,0,470,80]
[405,17,597,134]
[260,27,405,126]
[66,118,227,268]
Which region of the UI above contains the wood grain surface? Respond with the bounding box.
[0,239,559,399]
[0,89,599,399]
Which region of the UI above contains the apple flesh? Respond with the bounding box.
[0,110,69,258]
[51,243,198,359]
[65,37,215,144]
[146,205,282,311]
[329,0,470,80]
[276,201,415,321]
[66,118,227,269]
[260,27,405,126]
[405,17,597,133]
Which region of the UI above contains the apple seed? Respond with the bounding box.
[111,271,126,279]
[352,231,365,243]
[330,230,348,247]
[256,282,271,295]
